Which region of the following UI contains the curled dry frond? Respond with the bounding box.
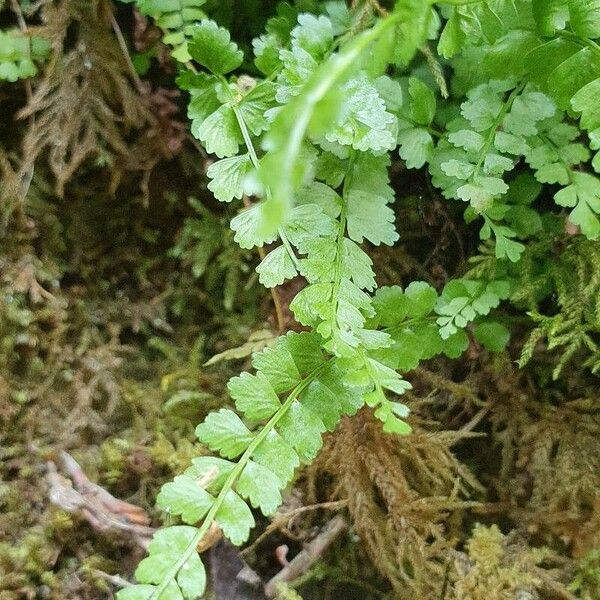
[17,0,174,196]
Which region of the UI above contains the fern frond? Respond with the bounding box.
[0,28,49,81]
[258,1,431,239]
[119,333,363,599]
[130,0,207,62]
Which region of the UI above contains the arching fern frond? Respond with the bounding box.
[118,332,363,599]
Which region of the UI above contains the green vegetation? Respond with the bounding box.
[2,1,600,599]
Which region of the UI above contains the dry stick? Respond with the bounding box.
[10,0,35,202]
[90,569,134,589]
[242,499,348,556]
[110,11,146,95]
[52,452,227,553]
[264,515,348,598]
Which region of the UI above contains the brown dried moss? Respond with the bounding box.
[308,407,482,598]
[15,0,176,198]
[512,401,600,559]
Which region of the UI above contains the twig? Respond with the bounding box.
[264,515,348,598]
[46,455,155,548]
[242,499,348,556]
[47,452,225,554]
[110,12,146,95]
[456,406,490,437]
[90,569,133,589]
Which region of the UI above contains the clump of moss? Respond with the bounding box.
[308,407,482,598]
[569,550,600,600]
[449,524,572,600]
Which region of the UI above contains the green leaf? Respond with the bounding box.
[230,204,279,249]
[474,321,510,352]
[0,30,49,81]
[449,130,485,153]
[277,400,326,463]
[533,0,569,35]
[256,245,298,288]
[259,14,404,238]
[207,154,253,203]
[195,409,254,458]
[443,330,469,358]
[215,490,255,545]
[319,363,365,415]
[495,131,530,155]
[483,154,514,175]
[237,460,282,516]
[185,456,234,491]
[252,429,300,486]
[461,83,504,132]
[373,285,410,326]
[284,204,336,251]
[188,19,243,74]
[238,82,277,135]
[407,77,436,125]
[291,13,334,60]
[368,357,412,394]
[442,159,475,180]
[251,345,302,394]
[298,379,343,431]
[134,527,206,600]
[296,181,343,218]
[227,372,282,421]
[392,0,433,66]
[187,73,221,125]
[278,331,326,375]
[554,172,600,239]
[324,72,397,153]
[569,0,600,38]
[346,154,398,246]
[374,75,403,112]
[117,585,157,600]
[381,412,412,435]
[547,48,600,110]
[395,77,436,169]
[343,239,376,291]
[373,281,438,328]
[456,182,495,211]
[571,78,600,131]
[397,127,434,169]
[404,281,438,317]
[502,91,555,136]
[157,475,214,524]
[438,8,465,59]
[436,279,510,338]
[196,105,243,158]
